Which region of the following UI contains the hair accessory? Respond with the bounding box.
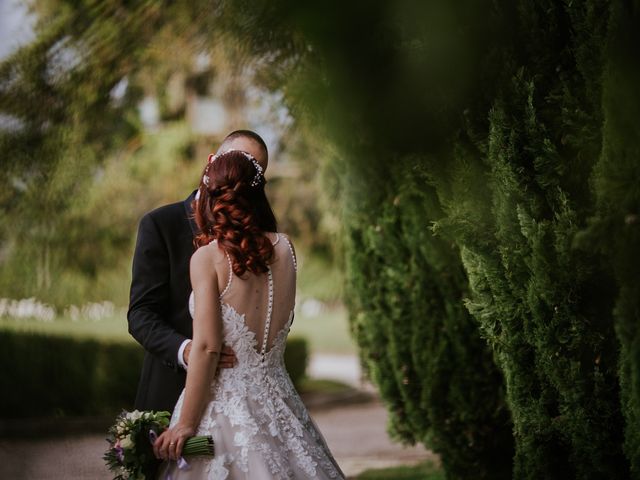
[207,149,264,187]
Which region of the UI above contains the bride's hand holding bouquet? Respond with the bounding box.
[153,422,196,461]
[104,410,213,479]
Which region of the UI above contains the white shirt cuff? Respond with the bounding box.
[177,339,192,370]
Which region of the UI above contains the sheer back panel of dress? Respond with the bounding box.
[218,233,296,356]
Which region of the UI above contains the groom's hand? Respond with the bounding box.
[184,343,236,368]
[218,345,236,369]
[183,342,192,367]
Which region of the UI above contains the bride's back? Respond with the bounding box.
[169,231,345,480]
[214,233,296,357]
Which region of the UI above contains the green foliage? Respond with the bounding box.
[0,328,308,417]
[0,0,337,308]
[282,335,308,390]
[579,0,640,473]
[0,0,226,307]
[3,1,640,479]
[450,83,625,479]
[356,460,444,480]
[0,328,141,417]
[345,158,513,479]
[0,1,163,299]
[0,122,200,307]
[434,2,628,477]
[298,378,352,395]
[211,0,637,478]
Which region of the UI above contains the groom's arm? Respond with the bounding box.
[128,212,189,370]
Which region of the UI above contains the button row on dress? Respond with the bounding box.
[260,266,274,358]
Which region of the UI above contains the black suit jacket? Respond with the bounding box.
[128,192,198,412]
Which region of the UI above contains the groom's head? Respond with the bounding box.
[217,130,269,171]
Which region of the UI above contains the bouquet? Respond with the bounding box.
[104,410,214,479]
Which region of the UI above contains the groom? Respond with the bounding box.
[128,130,269,412]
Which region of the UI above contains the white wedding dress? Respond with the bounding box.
[158,234,344,479]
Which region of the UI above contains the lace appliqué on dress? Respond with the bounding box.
[166,300,343,480]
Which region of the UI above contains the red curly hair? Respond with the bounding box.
[193,150,278,276]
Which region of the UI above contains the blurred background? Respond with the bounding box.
[0,1,361,354]
[0,0,349,343]
[1,1,639,479]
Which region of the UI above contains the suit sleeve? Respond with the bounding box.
[127,213,188,370]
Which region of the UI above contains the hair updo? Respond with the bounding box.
[193,150,277,276]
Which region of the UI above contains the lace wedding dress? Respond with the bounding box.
[158,234,344,479]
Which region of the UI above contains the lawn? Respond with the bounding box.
[292,305,356,354]
[356,461,444,480]
[0,314,133,342]
[0,304,356,354]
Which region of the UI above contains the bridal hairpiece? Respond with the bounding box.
[203,149,264,188]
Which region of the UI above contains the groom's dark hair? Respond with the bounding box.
[223,130,268,161]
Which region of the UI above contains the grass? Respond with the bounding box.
[292,305,356,354]
[0,303,356,354]
[298,377,355,395]
[293,251,356,354]
[0,315,133,342]
[356,461,444,480]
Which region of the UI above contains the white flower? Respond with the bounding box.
[126,410,143,422]
[120,434,134,449]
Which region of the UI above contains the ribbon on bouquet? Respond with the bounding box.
[149,429,191,479]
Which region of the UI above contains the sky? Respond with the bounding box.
[0,0,35,60]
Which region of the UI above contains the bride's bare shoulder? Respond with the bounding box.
[191,241,227,270]
[276,232,295,250]
[268,231,292,245]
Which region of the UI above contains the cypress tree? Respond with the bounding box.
[344,154,514,479]
[438,2,629,477]
[582,0,640,473]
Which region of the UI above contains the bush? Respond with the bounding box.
[283,335,309,389]
[0,329,308,418]
[0,329,142,418]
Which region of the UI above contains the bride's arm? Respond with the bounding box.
[154,246,222,461]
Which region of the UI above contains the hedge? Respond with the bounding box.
[0,329,308,418]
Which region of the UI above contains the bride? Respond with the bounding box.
[153,149,344,479]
